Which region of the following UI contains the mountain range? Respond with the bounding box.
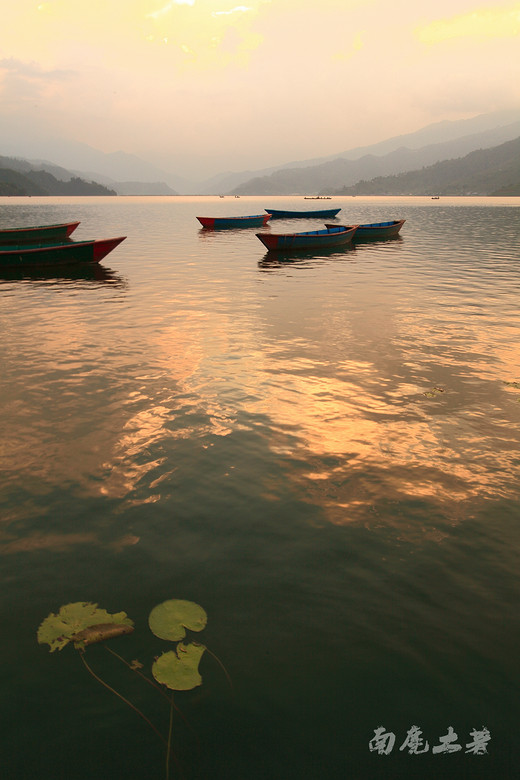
[230,116,520,195]
[332,135,520,196]
[0,107,519,196]
[0,157,117,196]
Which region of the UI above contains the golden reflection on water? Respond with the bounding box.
[3,206,520,546]
[0,531,140,555]
[5,298,520,536]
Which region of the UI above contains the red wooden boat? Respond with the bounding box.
[0,236,126,267]
[0,221,80,244]
[197,214,272,229]
[256,225,357,251]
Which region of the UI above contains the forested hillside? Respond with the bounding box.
[0,163,117,196]
[332,137,520,196]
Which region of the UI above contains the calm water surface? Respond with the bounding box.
[1,196,519,779]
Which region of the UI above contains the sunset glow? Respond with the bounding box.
[1,0,519,177]
[416,2,520,44]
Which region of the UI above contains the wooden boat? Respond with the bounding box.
[264,207,341,219]
[325,219,405,239]
[0,236,126,267]
[197,214,272,229]
[256,225,357,251]
[0,221,80,244]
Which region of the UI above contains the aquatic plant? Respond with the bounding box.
[37,601,134,651]
[37,598,223,779]
[422,385,446,397]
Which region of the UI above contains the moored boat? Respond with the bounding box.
[256,225,357,251]
[264,207,341,219]
[325,219,405,240]
[0,221,80,244]
[0,236,126,267]
[197,214,272,229]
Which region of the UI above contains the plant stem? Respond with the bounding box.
[166,693,174,780]
[102,647,184,775]
[104,646,196,739]
[104,645,171,703]
[79,652,167,746]
[205,647,234,692]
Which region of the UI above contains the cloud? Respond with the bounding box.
[147,0,195,20]
[0,58,76,111]
[0,57,74,81]
[416,2,520,44]
[212,6,252,16]
[142,0,265,69]
[332,31,364,62]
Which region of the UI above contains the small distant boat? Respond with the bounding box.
[197,214,272,229]
[431,196,440,200]
[0,236,126,267]
[303,196,331,200]
[0,221,80,244]
[256,225,357,251]
[325,219,405,240]
[264,207,341,219]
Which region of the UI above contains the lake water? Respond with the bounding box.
[1,195,519,779]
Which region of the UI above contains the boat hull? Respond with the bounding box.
[197,214,272,229]
[0,237,126,267]
[325,220,405,239]
[0,221,80,244]
[256,225,357,251]
[264,208,341,219]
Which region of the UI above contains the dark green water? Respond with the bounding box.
[1,196,519,779]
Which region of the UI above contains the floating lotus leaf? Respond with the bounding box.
[152,643,206,691]
[423,386,445,397]
[148,599,207,641]
[37,602,134,652]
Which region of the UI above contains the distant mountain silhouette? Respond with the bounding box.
[1,107,519,194]
[0,155,177,196]
[0,159,117,195]
[331,136,520,196]
[230,117,520,195]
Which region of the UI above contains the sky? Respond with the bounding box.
[0,0,519,180]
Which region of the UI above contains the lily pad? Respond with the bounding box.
[148,599,207,642]
[152,643,206,691]
[423,386,445,397]
[37,602,134,652]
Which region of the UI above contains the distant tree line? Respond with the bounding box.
[0,167,117,196]
[332,136,520,197]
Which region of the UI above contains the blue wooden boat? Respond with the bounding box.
[197,214,272,229]
[325,219,405,239]
[256,225,357,251]
[0,236,126,267]
[264,207,341,219]
[0,221,80,244]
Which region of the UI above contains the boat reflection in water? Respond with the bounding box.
[258,242,357,269]
[0,263,126,287]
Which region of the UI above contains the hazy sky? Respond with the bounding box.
[1,0,519,179]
